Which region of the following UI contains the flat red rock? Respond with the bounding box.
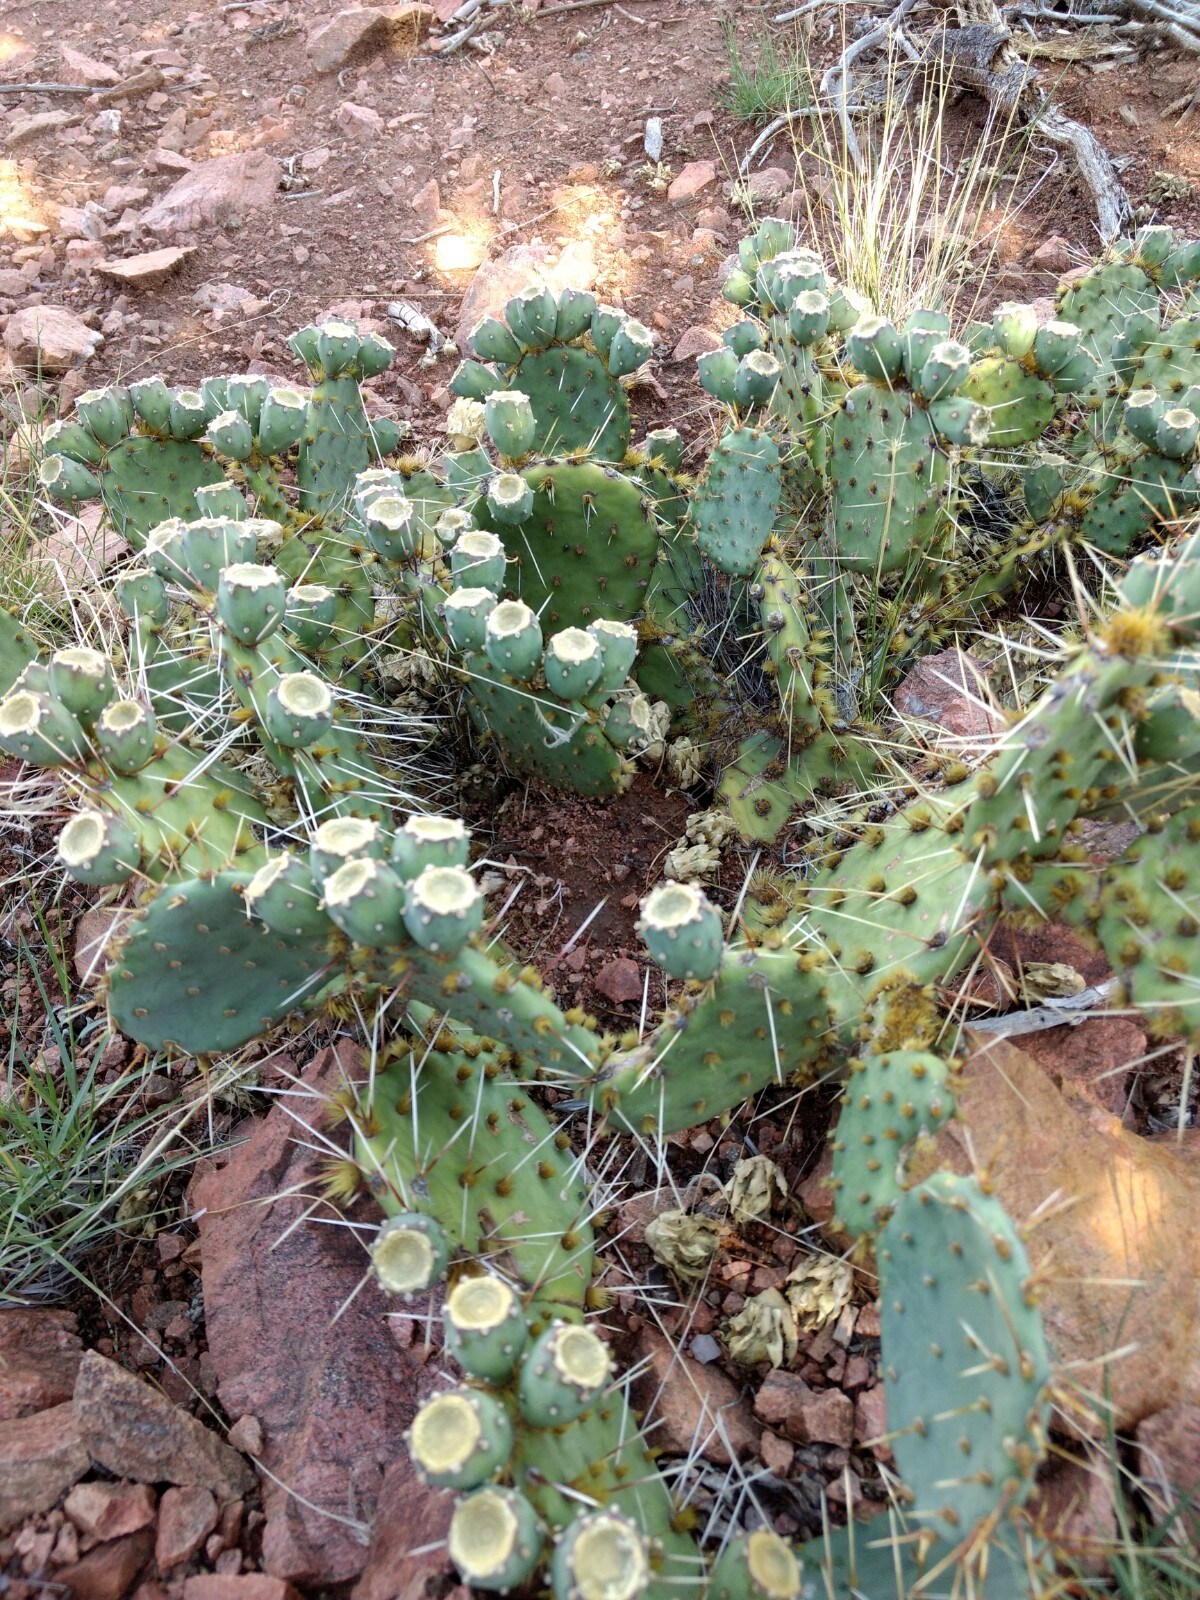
[96,248,195,286]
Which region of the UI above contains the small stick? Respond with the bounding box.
[774,0,875,20]
[429,9,488,53]
[400,223,456,244]
[488,200,569,241]
[0,82,97,95]
[738,104,873,175]
[531,0,668,16]
[821,0,919,166]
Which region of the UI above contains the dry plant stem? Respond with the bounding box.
[738,105,873,175]
[531,0,672,15]
[1004,4,1126,20]
[1122,0,1200,49]
[968,981,1118,1036]
[822,0,920,165]
[431,10,489,54]
[0,82,97,94]
[774,0,876,19]
[1029,100,1133,238]
[957,0,1133,237]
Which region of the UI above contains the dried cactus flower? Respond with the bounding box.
[727,1154,787,1225]
[725,1288,798,1368]
[785,1254,853,1334]
[643,1209,721,1282]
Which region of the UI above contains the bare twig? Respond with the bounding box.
[774,0,875,20]
[531,0,668,15]
[429,9,489,53]
[821,0,920,165]
[1003,4,1125,19]
[737,104,873,175]
[400,223,456,244]
[968,980,1117,1036]
[0,82,97,95]
[1123,0,1200,47]
[1028,100,1134,237]
[489,200,570,241]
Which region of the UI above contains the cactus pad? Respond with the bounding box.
[107,871,333,1054]
[351,1041,594,1312]
[690,425,782,578]
[491,461,660,630]
[99,438,226,543]
[828,386,948,575]
[878,1171,1051,1540]
[829,1049,957,1238]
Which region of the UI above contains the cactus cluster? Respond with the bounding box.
[7,217,1200,1597]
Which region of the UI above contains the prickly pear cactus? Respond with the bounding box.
[690,424,782,579]
[1089,807,1200,1040]
[452,283,646,461]
[878,1171,1052,1539]
[106,871,333,1054]
[40,391,226,543]
[15,230,1200,1598]
[289,319,397,513]
[829,1049,957,1239]
[348,1039,595,1314]
[480,459,663,629]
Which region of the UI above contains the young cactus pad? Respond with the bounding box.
[517,1322,613,1426]
[371,1211,450,1295]
[829,1050,957,1239]
[549,1511,650,1600]
[638,882,724,980]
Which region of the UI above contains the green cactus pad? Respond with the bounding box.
[88,743,267,880]
[829,385,948,575]
[690,425,782,579]
[959,357,1056,449]
[274,523,375,675]
[464,654,627,795]
[495,461,660,630]
[798,782,992,1028]
[798,1518,1048,1600]
[107,871,334,1054]
[719,730,880,844]
[294,351,390,514]
[829,1050,957,1238]
[0,608,38,697]
[879,1172,1051,1540]
[351,1045,593,1311]
[1091,808,1200,1039]
[507,1391,698,1580]
[1058,258,1160,371]
[584,944,831,1135]
[387,942,602,1079]
[511,345,629,460]
[101,438,226,544]
[1126,312,1200,404]
[1078,452,1200,554]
